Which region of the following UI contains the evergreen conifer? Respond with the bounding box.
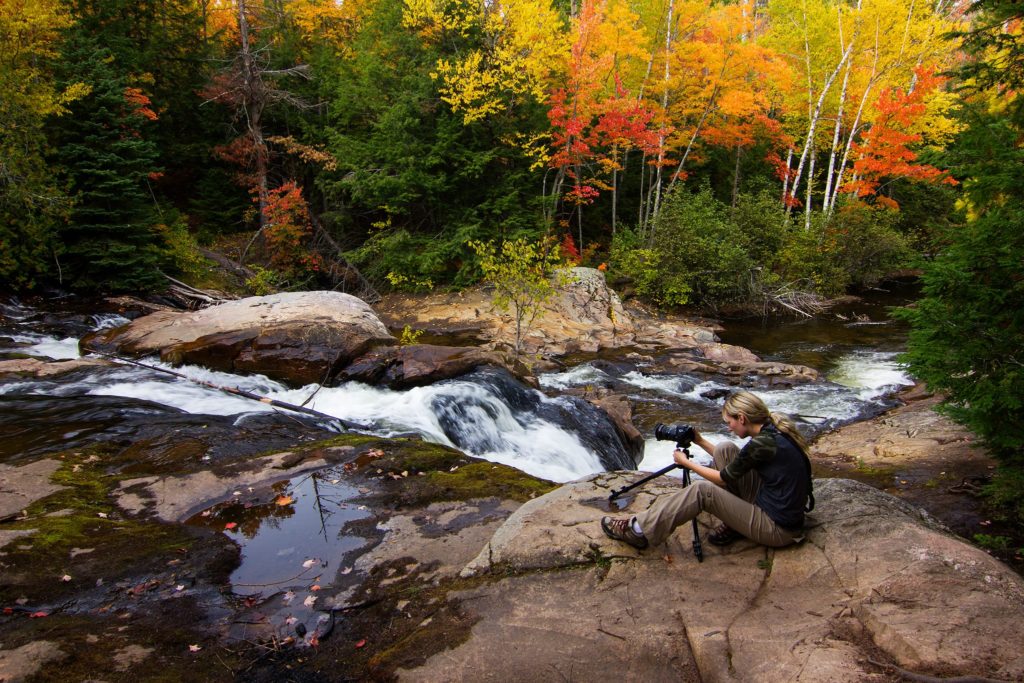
[52,33,163,291]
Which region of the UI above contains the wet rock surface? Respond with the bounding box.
[2,370,1021,681]
[337,343,531,389]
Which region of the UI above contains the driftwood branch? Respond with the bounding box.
[200,248,256,281]
[761,280,831,317]
[159,272,236,310]
[309,214,381,303]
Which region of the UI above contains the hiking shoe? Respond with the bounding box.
[708,524,741,546]
[601,516,648,550]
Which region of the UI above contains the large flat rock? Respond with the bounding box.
[427,475,1024,682]
[0,459,66,522]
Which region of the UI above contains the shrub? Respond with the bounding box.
[778,201,913,296]
[611,185,753,309]
[155,210,210,281]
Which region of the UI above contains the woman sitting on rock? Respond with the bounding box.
[601,391,813,551]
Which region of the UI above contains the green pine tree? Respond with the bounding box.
[896,0,1024,521]
[52,33,164,292]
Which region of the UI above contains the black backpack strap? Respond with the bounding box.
[802,450,815,512]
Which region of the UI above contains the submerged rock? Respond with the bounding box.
[430,367,642,471]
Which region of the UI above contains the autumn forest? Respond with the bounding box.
[0,0,982,295]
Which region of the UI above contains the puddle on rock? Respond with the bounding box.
[186,465,374,645]
[578,495,634,513]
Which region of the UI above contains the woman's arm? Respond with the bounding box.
[691,431,716,456]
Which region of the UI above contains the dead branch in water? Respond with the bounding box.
[761,280,831,318]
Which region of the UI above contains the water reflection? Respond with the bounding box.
[187,468,372,595]
[186,466,373,645]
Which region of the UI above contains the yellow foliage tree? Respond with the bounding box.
[0,0,89,286]
[404,0,569,124]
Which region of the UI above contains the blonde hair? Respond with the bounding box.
[722,391,809,454]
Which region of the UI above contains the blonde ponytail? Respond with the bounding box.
[769,411,809,455]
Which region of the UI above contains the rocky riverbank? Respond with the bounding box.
[3,413,1020,682]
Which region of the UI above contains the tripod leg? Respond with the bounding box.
[681,468,704,562]
[691,518,703,562]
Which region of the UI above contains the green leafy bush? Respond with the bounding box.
[611,185,753,309]
[156,210,210,281]
[245,266,280,295]
[778,201,913,297]
[468,236,568,354]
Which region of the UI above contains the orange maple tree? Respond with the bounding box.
[843,66,958,203]
[261,180,314,274]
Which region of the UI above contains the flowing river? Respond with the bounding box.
[1,287,915,482]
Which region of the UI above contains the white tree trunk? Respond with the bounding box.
[647,0,674,232]
[787,44,852,223]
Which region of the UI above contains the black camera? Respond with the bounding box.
[654,422,695,447]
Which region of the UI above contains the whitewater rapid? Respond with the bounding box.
[2,316,912,483]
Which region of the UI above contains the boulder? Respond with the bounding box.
[517,266,638,354]
[430,475,1024,682]
[0,357,109,380]
[337,344,534,389]
[81,291,396,387]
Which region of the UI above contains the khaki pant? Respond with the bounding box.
[635,442,800,548]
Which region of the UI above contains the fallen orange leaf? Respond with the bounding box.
[224,522,237,530]
[275,495,293,506]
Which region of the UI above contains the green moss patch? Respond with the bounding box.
[0,451,234,606]
[354,438,557,506]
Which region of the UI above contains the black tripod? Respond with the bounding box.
[608,444,704,562]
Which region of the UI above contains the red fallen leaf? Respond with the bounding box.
[309,634,320,647]
[224,522,237,530]
[355,639,366,649]
[3,607,13,615]
[30,611,48,618]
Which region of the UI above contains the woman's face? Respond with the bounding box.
[723,411,752,438]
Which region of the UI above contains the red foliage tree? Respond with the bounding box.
[843,67,958,203]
